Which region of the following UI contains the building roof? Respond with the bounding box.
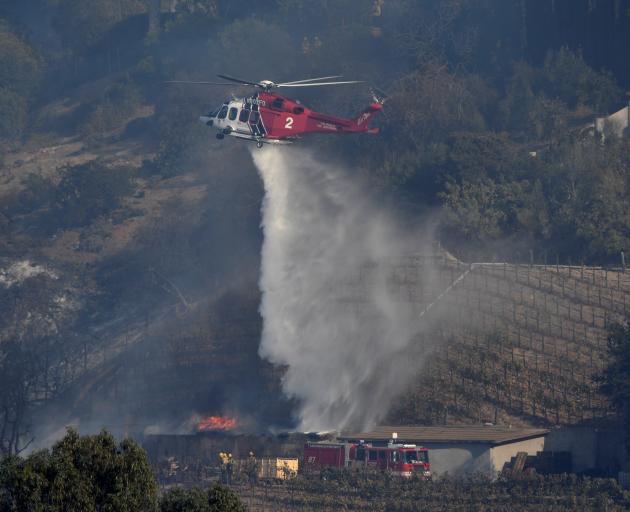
[340,425,549,446]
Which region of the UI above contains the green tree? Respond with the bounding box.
[600,317,630,450]
[0,429,157,512]
[500,62,538,138]
[546,139,630,261]
[207,485,245,512]
[160,487,210,512]
[159,485,245,512]
[0,452,49,512]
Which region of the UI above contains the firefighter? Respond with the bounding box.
[245,451,259,485]
[218,451,230,484]
[226,452,233,485]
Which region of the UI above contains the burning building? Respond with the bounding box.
[196,415,238,432]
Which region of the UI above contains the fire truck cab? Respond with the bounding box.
[304,441,430,479]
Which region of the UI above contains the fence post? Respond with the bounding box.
[622,251,626,272]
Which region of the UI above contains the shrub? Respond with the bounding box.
[0,87,27,139]
[83,81,144,136]
[53,161,134,228]
[0,21,41,96]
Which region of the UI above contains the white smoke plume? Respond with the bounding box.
[253,147,444,432]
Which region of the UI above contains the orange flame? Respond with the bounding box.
[197,415,237,432]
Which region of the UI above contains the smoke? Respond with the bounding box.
[253,147,445,432]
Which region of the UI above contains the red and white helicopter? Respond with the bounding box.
[168,74,384,148]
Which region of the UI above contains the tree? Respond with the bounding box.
[158,485,245,512]
[543,47,621,112]
[0,88,27,139]
[0,452,49,512]
[160,487,210,512]
[49,0,146,55]
[600,317,630,450]
[207,485,245,512]
[0,341,38,457]
[0,21,41,96]
[0,429,158,511]
[53,161,134,228]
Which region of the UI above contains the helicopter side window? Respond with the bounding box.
[272,98,284,109]
[217,106,228,119]
[239,109,250,122]
[228,107,238,121]
[250,111,260,124]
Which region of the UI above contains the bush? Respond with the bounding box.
[15,173,56,213]
[159,487,210,512]
[0,21,41,96]
[53,161,134,228]
[159,485,245,512]
[0,87,27,139]
[208,485,246,512]
[83,81,144,136]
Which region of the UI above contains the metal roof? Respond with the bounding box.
[339,425,549,446]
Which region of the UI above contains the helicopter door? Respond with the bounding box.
[249,111,260,136]
[249,110,266,137]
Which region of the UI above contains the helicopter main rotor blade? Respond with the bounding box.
[278,75,343,85]
[165,81,233,85]
[277,81,364,87]
[216,74,261,87]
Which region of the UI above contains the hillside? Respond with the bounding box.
[2,0,630,456]
[387,256,629,427]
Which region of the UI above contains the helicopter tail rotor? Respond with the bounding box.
[370,86,388,104]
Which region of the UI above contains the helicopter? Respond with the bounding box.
[167,74,384,148]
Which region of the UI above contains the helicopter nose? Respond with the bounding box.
[199,116,213,126]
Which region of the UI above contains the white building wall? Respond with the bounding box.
[424,443,491,476]
[425,437,546,477]
[595,104,629,140]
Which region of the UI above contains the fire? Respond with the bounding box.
[197,415,237,432]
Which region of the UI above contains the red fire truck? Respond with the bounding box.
[303,441,430,479]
